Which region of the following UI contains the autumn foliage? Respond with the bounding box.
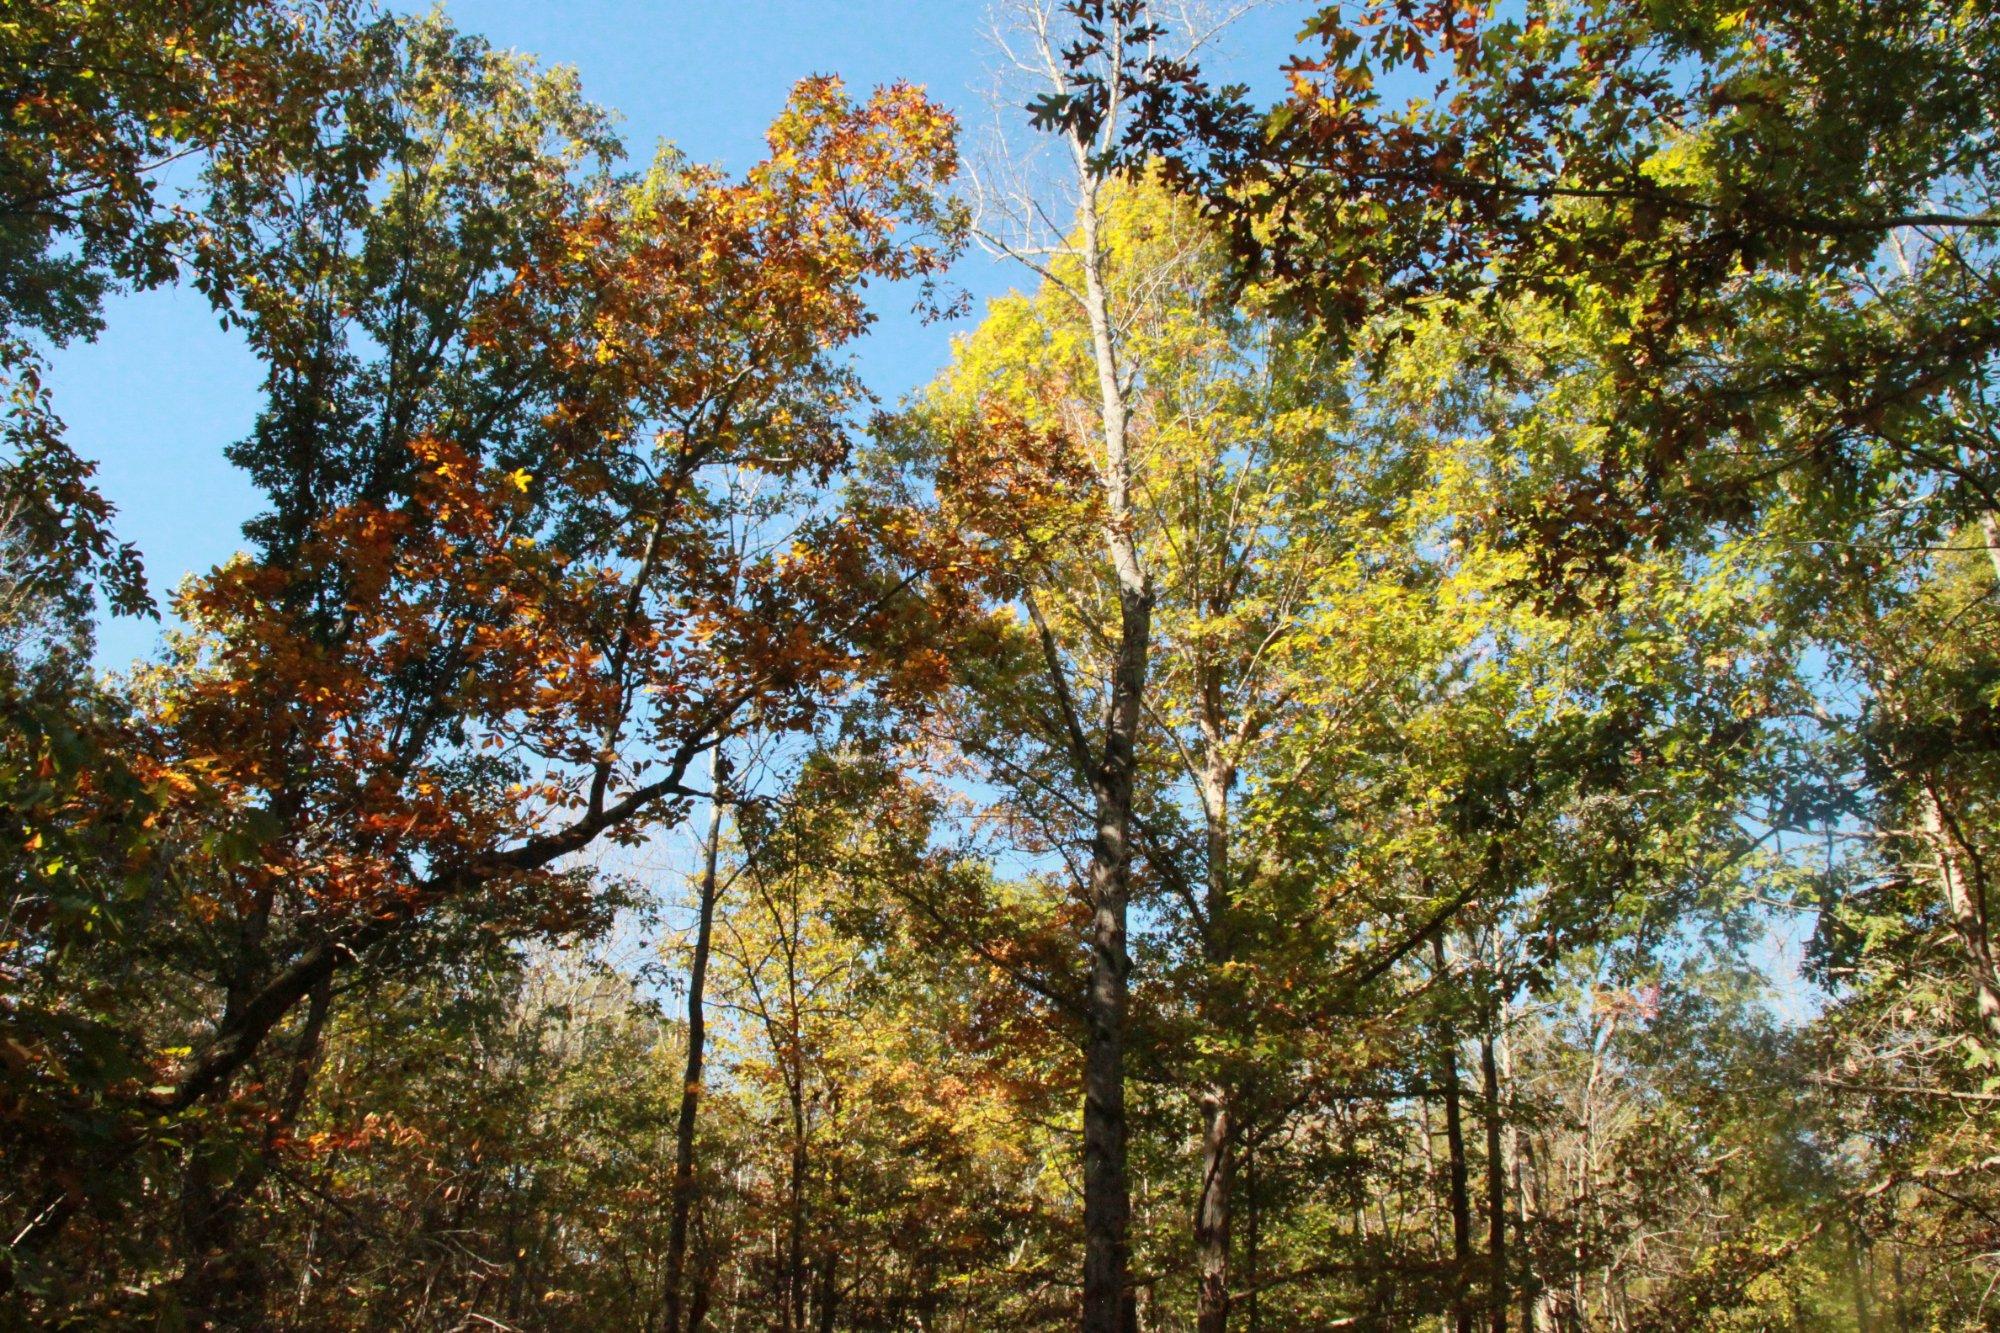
[6,1,2000,1329]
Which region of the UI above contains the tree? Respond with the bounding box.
[1,0,379,642]
[692,751,1060,1331]
[13,2,2000,1327]
[1107,0,2000,1054]
[1,0,374,346]
[2,15,962,1321]
[876,143,1793,1319]
[956,5,1182,1322]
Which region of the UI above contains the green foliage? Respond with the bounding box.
[5,0,1998,1327]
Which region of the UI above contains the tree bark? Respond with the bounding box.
[1243,1144,1261,1333]
[1980,510,2000,588]
[998,10,1154,1328]
[1918,782,2000,1046]
[1196,1084,1234,1333]
[686,1234,715,1333]
[1847,1221,1875,1333]
[1482,1013,1508,1333]
[1074,89,1150,1332]
[177,968,332,1327]
[812,1247,839,1333]
[665,750,729,1333]
[178,1118,253,1324]
[1080,586,1148,1333]
[1193,708,1237,1333]
[1496,1005,1543,1333]
[787,1121,808,1333]
[1516,1125,1550,1333]
[1435,941,1475,1333]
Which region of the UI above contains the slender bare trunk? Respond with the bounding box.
[1196,1084,1233,1333]
[1571,1010,1614,1328]
[1482,1016,1508,1333]
[1435,940,1474,1333]
[813,1248,838,1333]
[1918,782,2000,1045]
[1243,1144,1261,1333]
[1496,1007,1541,1333]
[666,751,729,1333]
[1847,1222,1874,1333]
[1517,1126,1551,1333]
[1194,736,1235,1333]
[787,1089,807,1333]
[1917,519,2000,1045]
[1980,510,2000,588]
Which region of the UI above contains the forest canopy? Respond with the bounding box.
[2,1,1997,1329]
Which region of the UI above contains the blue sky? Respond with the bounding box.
[53,0,1317,667]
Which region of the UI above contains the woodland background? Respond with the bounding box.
[3,1,1998,1329]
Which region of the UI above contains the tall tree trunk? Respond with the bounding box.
[666,750,729,1333]
[178,969,332,1328]
[1482,1016,1508,1333]
[1571,1010,1613,1327]
[996,9,1160,1326]
[813,1126,844,1333]
[813,1247,839,1333]
[690,1213,721,1333]
[1196,1084,1233,1333]
[787,1112,807,1333]
[1082,611,1144,1333]
[1517,1126,1549,1333]
[1980,510,2000,588]
[784,945,810,1333]
[179,1122,254,1324]
[1243,1143,1261,1333]
[1195,740,1236,1333]
[1075,128,1150,1333]
[1918,781,2000,1045]
[1924,516,2000,1046]
[1496,1006,1543,1333]
[1435,941,1475,1333]
[1847,1222,1874,1333]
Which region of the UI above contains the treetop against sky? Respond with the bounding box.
[52,0,1317,669]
